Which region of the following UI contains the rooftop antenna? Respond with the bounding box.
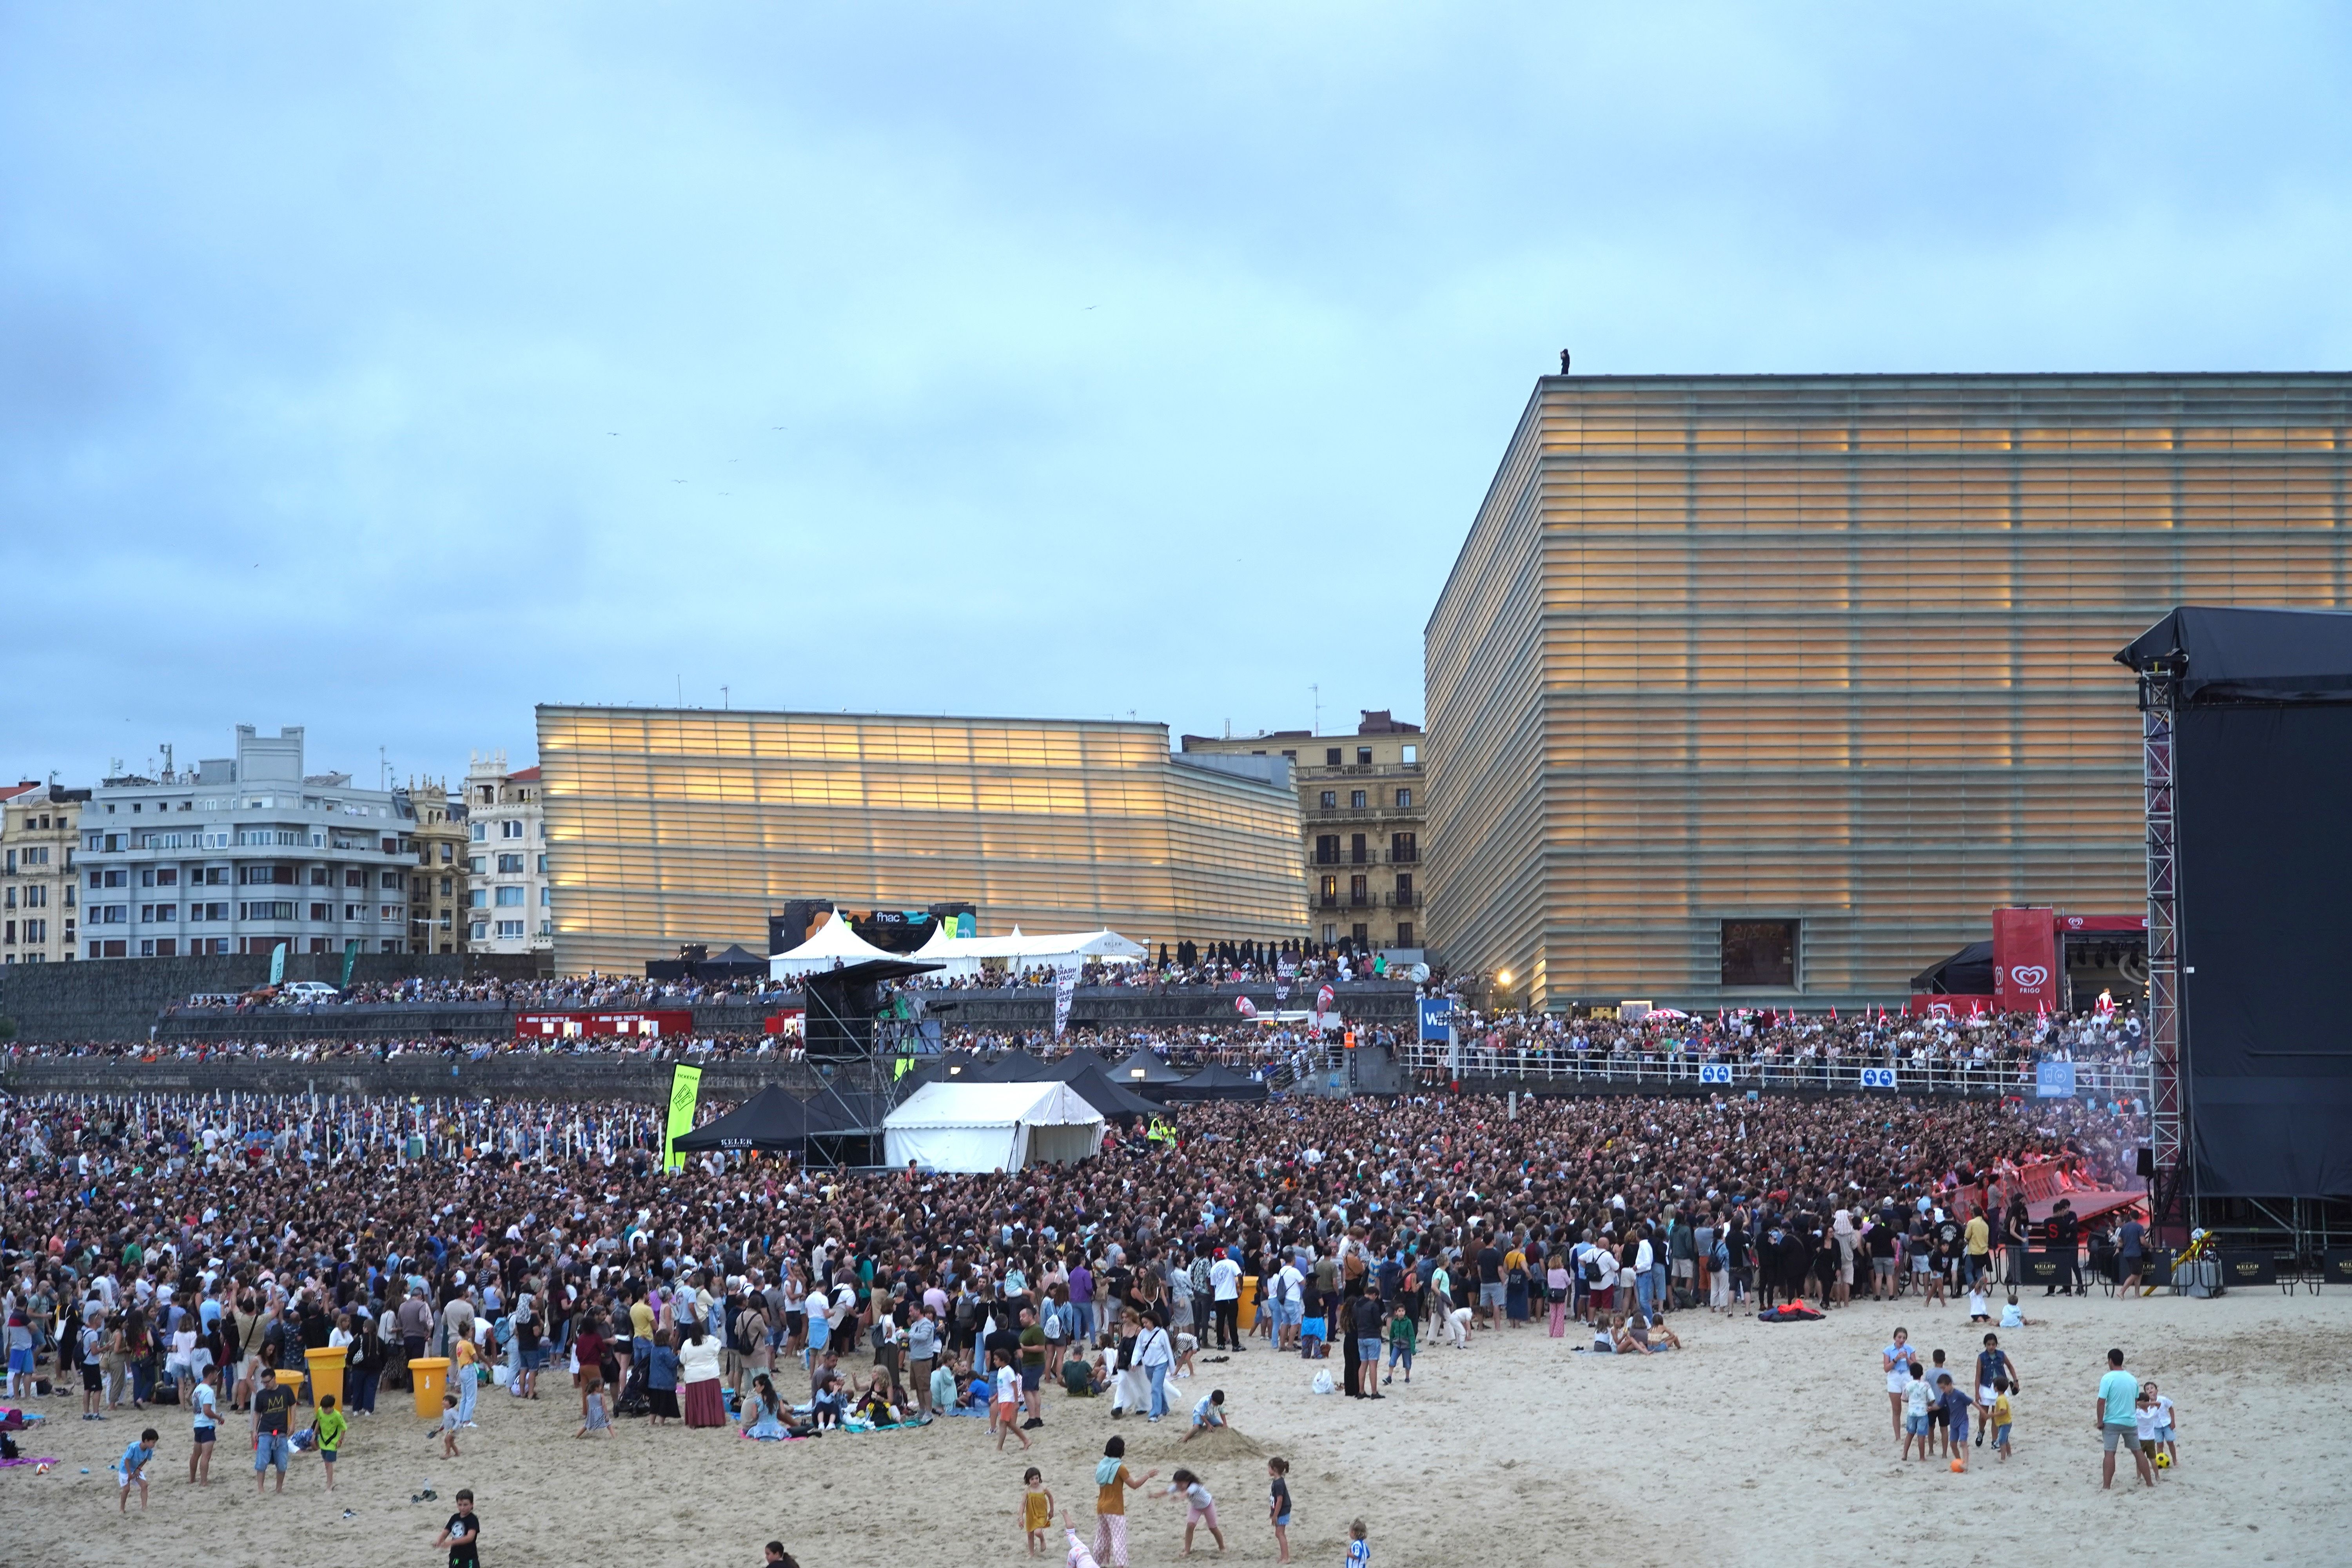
[1311,683,1321,735]
[380,746,388,791]
[721,684,730,710]
[677,674,684,709]
[159,742,174,782]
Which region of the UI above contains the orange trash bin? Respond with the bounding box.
[304,1346,348,1413]
[408,1356,451,1419]
[1238,1275,1259,1335]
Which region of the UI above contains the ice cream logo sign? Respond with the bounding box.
[2007,965,2050,991]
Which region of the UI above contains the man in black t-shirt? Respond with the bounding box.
[250,1367,295,1494]
[1475,1240,1504,1328]
[2043,1202,2080,1296]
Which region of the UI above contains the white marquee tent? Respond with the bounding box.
[909,925,1147,977]
[882,1080,1107,1172]
[768,914,903,979]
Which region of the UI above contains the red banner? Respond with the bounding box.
[514,1010,693,1039]
[1992,906,2059,1013]
[2058,913,2146,934]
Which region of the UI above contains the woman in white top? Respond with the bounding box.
[1882,1327,1917,1440]
[677,1323,726,1428]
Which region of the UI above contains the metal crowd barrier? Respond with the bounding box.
[1393,1042,2149,1102]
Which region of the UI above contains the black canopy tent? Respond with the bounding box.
[1109,1048,1190,1087]
[1909,941,1994,995]
[671,1084,851,1152]
[1160,1062,1270,1102]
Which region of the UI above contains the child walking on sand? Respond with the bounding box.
[1990,1377,2014,1460]
[312,1394,345,1489]
[995,1353,1031,1452]
[118,1426,159,1512]
[1267,1457,1293,1564]
[1345,1517,1370,1567]
[430,1392,462,1458]
[1022,1467,1055,1555]
[576,1375,612,1438]
[1163,1468,1225,1557]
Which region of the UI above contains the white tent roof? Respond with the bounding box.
[883,1080,1106,1172]
[768,913,902,978]
[909,927,1147,964]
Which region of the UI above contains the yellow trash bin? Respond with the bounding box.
[1238,1275,1259,1335]
[409,1357,451,1419]
[304,1346,348,1413]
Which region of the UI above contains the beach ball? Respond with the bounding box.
[2154,1453,2171,1469]
[1949,1459,1964,1473]
[34,1462,51,1474]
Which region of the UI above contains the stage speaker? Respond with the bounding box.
[2136,1147,2156,1177]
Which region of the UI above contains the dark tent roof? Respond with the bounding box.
[1109,1048,1190,1086]
[1161,1062,1270,1102]
[706,944,767,966]
[2117,606,2352,703]
[971,1053,1161,1117]
[671,1084,857,1152]
[1909,941,1994,995]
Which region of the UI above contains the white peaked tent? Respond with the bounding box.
[884,1080,1106,1172]
[908,926,1148,976]
[768,913,902,979]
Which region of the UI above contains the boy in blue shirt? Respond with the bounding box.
[1935,1374,1971,1470]
[118,1426,160,1512]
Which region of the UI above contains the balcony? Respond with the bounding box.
[1388,890,1419,908]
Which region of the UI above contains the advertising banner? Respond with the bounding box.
[1992,906,2059,1013]
[1418,996,1454,1041]
[662,1063,702,1170]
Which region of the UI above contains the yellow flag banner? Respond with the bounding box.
[662,1063,703,1170]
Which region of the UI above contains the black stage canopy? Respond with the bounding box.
[2119,606,2352,1199]
[672,1084,857,1151]
[1160,1062,1270,1102]
[1909,941,1994,995]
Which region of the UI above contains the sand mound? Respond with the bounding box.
[1150,1424,1266,1461]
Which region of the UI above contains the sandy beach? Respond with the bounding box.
[10,1285,2345,1568]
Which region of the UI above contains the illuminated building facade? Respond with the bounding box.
[1426,372,2352,1010]
[535,706,1308,974]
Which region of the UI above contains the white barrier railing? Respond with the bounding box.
[1392,1041,2149,1102]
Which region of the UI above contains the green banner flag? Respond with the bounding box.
[268,942,287,985]
[662,1063,703,1170]
[340,939,359,990]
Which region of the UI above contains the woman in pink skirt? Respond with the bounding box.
[677,1322,726,1428]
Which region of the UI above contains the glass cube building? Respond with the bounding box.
[1425,373,2352,1010]
[536,706,1307,974]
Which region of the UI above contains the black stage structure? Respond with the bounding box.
[2119,606,2352,1250]
[795,956,941,1165]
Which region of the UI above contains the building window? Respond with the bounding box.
[1720,919,1799,987]
[1401,744,1416,764]
[469,889,488,908]
[1325,748,1342,766]
[1391,831,1417,863]
[468,856,486,875]
[1349,874,1368,906]
[1314,835,1339,865]
[495,919,524,938]
[536,853,548,873]
[1357,746,1372,765]
[1395,787,1412,809]
[1350,789,1367,809]
[1319,791,1337,809]
[495,886,524,907]
[1322,922,1337,943]
[497,853,524,874]
[1396,922,1413,947]
[1319,875,1338,909]
[311,903,330,921]
[501,820,524,839]
[1350,922,1368,947]
[1395,873,1414,904]
[539,886,551,906]
[1350,833,1367,864]
[470,822,486,841]
[470,920,488,940]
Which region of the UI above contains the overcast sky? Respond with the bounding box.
[6,5,2351,787]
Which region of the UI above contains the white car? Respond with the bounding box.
[280,981,340,1002]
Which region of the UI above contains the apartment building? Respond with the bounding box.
[2,782,89,962]
[463,751,550,956]
[74,726,416,959]
[1181,709,1425,954]
[399,777,469,954]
